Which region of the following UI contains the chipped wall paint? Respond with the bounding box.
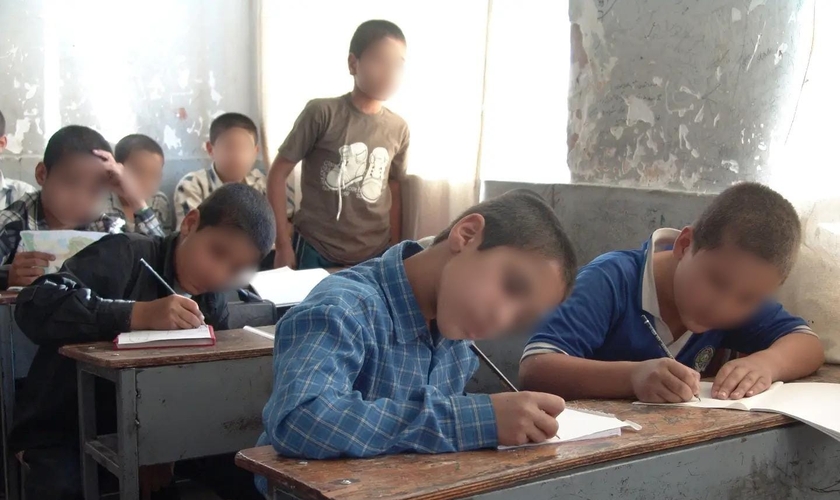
[0,0,260,196]
[568,0,814,191]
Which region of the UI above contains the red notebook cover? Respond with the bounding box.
[113,325,216,350]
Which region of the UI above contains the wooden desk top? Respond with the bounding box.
[59,328,274,369]
[236,365,840,500]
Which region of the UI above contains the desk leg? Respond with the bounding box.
[116,369,139,500]
[77,367,100,500]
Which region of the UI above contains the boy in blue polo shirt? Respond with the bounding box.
[520,183,824,403]
[255,190,576,492]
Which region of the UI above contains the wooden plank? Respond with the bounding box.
[59,328,273,368]
[236,365,840,500]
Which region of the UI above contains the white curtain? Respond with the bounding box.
[771,0,840,362]
[257,1,570,239]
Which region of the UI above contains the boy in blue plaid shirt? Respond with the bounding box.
[256,190,576,491]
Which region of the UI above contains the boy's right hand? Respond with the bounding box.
[490,391,566,446]
[130,296,205,330]
[274,240,296,270]
[630,358,700,403]
[8,252,56,287]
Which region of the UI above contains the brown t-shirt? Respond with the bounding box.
[278,94,410,265]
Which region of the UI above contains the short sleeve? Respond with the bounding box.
[722,301,814,354]
[389,128,410,181]
[278,101,326,164]
[522,265,621,360]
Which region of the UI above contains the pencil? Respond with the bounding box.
[139,258,176,296]
[641,314,700,401]
[469,343,518,392]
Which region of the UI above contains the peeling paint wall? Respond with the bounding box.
[568,0,814,191]
[0,0,259,196]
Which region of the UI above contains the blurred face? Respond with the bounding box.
[206,128,258,183]
[36,153,108,228]
[671,228,784,333]
[175,210,262,295]
[435,215,569,341]
[349,36,406,101]
[123,150,164,200]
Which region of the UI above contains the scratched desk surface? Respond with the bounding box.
[236,365,840,500]
[59,328,274,369]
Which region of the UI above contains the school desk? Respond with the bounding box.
[60,327,275,500]
[236,365,840,500]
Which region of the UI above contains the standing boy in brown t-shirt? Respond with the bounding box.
[267,20,410,270]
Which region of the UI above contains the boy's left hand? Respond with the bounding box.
[712,356,774,400]
[92,149,147,212]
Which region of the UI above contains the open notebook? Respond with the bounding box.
[499,408,642,450]
[250,267,330,307]
[636,381,840,441]
[114,325,216,350]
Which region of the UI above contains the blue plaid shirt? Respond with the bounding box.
[257,241,497,471]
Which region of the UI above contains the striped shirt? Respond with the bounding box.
[103,192,170,236]
[0,191,122,289]
[0,172,36,209]
[172,166,266,229]
[255,241,497,492]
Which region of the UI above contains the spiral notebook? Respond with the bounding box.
[498,408,642,450]
[114,325,216,350]
[635,381,840,441]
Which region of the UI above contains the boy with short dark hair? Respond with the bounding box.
[0,109,37,207]
[11,183,274,500]
[105,133,172,234]
[174,112,266,229]
[268,20,410,270]
[256,190,575,492]
[520,183,824,403]
[0,125,132,289]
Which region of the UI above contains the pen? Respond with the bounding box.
[139,258,176,296]
[641,314,700,401]
[470,343,518,392]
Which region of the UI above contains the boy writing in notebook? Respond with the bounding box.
[174,112,266,229]
[105,133,172,234]
[11,184,273,500]
[0,125,135,289]
[520,183,824,403]
[0,109,37,207]
[257,190,575,492]
[267,20,410,270]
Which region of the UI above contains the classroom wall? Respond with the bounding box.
[0,0,261,198]
[468,181,716,393]
[567,0,814,192]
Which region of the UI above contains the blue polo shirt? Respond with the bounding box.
[523,230,813,372]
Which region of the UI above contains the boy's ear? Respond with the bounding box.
[180,209,201,237]
[34,162,47,186]
[348,53,358,76]
[673,226,694,259]
[447,213,485,253]
[0,135,7,152]
[205,141,214,156]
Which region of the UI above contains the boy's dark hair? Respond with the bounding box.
[692,182,801,279]
[43,125,111,172]
[433,189,578,294]
[114,134,164,164]
[209,113,259,145]
[350,20,406,58]
[196,183,276,257]
[0,109,5,136]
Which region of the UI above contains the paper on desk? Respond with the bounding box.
[117,325,213,345]
[634,381,784,410]
[498,408,641,450]
[17,230,107,273]
[250,267,329,306]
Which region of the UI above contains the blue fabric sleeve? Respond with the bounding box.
[722,301,812,354]
[523,264,621,359]
[262,304,498,459]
